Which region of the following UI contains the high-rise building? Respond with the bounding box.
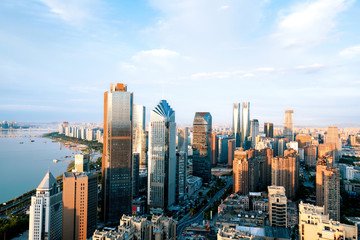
[176,152,187,199]
[192,112,212,183]
[283,110,294,142]
[211,133,219,166]
[316,156,340,221]
[227,139,235,167]
[133,104,147,168]
[264,123,274,138]
[268,186,287,228]
[295,134,312,148]
[271,149,299,199]
[218,135,233,164]
[233,149,259,194]
[102,83,133,223]
[304,146,317,167]
[148,100,176,209]
[62,172,98,240]
[326,126,342,160]
[255,148,273,189]
[232,103,241,148]
[241,102,250,149]
[178,127,189,153]
[75,154,90,172]
[29,171,62,240]
[250,119,259,148]
[318,143,336,164]
[299,202,358,240]
[133,153,140,197]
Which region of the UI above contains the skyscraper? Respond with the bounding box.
[233,149,259,194]
[211,133,219,166]
[271,149,299,199]
[177,128,188,199]
[74,154,90,172]
[284,110,294,142]
[29,171,62,240]
[102,83,133,223]
[264,122,274,138]
[326,126,341,160]
[250,119,259,148]
[227,139,235,167]
[232,103,241,148]
[241,102,250,149]
[178,127,188,153]
[133,104,147,168]
[148,100,176,209]
[62,172,98,240]
[192,112,212,183]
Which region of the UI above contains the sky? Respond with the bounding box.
[0,0,360,127]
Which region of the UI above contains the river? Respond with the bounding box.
[0,129,94,203]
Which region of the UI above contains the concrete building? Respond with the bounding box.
[255,148,273,189]
[102,83,133,222]
[318,143,336,161]
[192,112,212,183]
[132,153,140,197]
[283,110,294,142]
[233,103,241,148]
[148,100,176,210]
[264,122,274,138]
[29,171,62,240]
[218,135,233,164]
[74,154,90,172]
[299,202,358,240]
[295,134,312,148]
[178,127,189,153]
[304,146,317,167]
[271,149,299,199]
[187,175,203,196]
[176,151,187,199]
[340,164,354,180]
[268,186,287,228]
[316,156,340,221]
[326,126,342,158]
[211,133,219,166]
[250,119,259,148]
[62,172,98,240]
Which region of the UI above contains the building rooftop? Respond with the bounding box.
[37,170,56,191]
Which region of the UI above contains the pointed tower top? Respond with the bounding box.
[37,170,57,191]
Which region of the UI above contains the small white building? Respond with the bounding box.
[339,164,354,180]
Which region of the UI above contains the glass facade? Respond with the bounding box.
[102,83,133,223]
[241,102,250,149]
[233,103,241,148]
[192,112,212,183]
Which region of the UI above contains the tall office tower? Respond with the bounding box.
[192,112,212,183]
[211,133,219,166]
[268,186,287,228]
[271,149,299,199]
[227,139,235,167]
[102,83,133,223]
[276,138,285,156]
[304,146,317,167]
[233,149,259,194]
[316,156,340,221]
[178,127,189,153]
[148,100,176,209]
[75,154,90,172]
[264,123,274,138]
[62,172,98,240]
[255,148,273,189]
[283,110,294,142]
[29,171,62,240]
[326,126,342,160]
[176,152,187,200]
[218,135,233,164]
[133,104,147,167]
[299,202,358,240]
[232,103,241,148]
[133,153,140,197]
[241,102,250,149]
[295,134,312,148]
[250,119,259,148]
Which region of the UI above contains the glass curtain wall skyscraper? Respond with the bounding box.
[148,100,176,209]
[232,103,241,148]
[284,110,294,142]
[102,83,133,223]
[133,104,147,167]
[250,119,259,148]
[192,112,212,183]
[241,102,250,150]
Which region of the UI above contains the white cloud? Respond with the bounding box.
[37,0,99,25]
[273,0,354,47]
[132,49,179,60]
[219,5,229,10]
[339,45,360,57]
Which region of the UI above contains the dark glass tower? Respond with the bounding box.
[102,83,133,223]
[193,112,212,183]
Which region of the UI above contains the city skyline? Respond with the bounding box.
[1,0,360,126]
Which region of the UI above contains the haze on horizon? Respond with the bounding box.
[0,0,360,127]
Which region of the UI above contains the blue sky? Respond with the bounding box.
[0,0,360,126]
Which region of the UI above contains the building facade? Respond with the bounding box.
[102,83,133,222]
[241,102,250,149]
[148,100,176,209]
[192,112,212,183]
[268,186,287,228]
[232,103,241,148]
[250,119,259,148]
[264,122,274,138]
[283,110,294,142]
[133,104,147,168]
